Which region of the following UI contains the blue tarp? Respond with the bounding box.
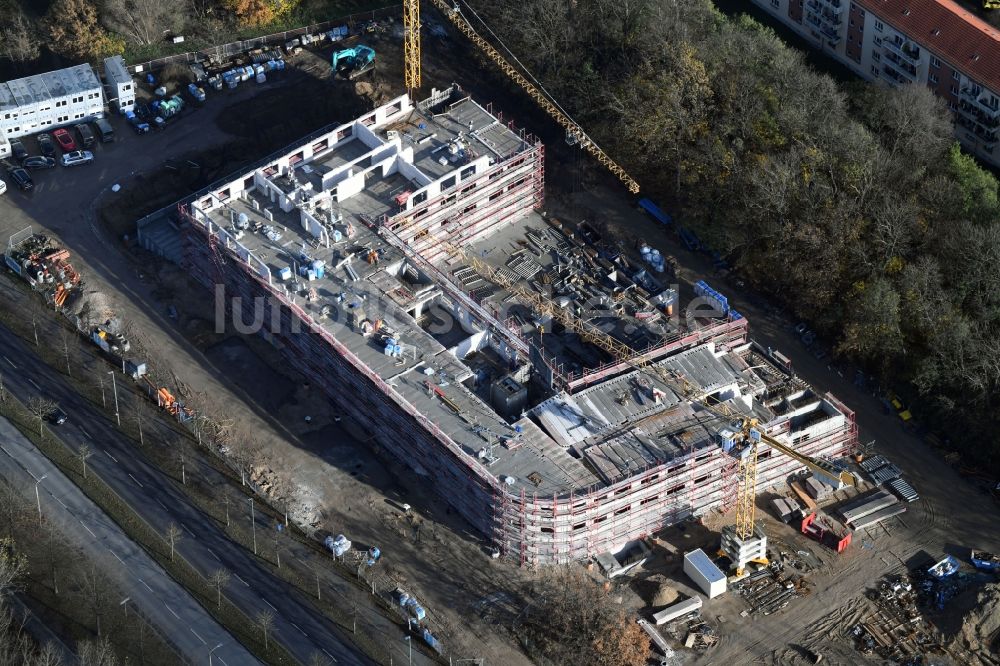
[638,198,672,225]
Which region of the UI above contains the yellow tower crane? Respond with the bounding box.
[400,0,641,193]
[403,0,421,90]
[424,235,855,572]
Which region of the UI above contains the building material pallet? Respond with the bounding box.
[887,478,919,503]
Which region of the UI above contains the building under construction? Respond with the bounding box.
[155,86,857,565]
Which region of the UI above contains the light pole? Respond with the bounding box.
[108,371,120,426]
[404,635,411,666]
[249,498,257,555]
[120,596,131,620]
[34,474,48,526]
[209,642,224,665]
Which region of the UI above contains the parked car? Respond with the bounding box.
[36,133,56,158]
[9,139,28,162]
[52,128,78,151]
[94,118,114,143]
[46,406,68,425]
[75,123,96,148]
[61,150,93,167]
[8,167,33,191]
[0,179,6,195]
[22,155,56,170]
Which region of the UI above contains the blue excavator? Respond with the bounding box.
[331,45,376,79]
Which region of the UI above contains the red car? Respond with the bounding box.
[52,128,77,152]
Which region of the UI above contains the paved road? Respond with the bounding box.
[0,324,374,666]
[0,416,259,665]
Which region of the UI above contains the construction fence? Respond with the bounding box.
[125,5,403,75]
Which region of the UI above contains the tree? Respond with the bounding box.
[255,608,275,649]
[27,397,56,437]
[58,327,77,378]
[101,0,189,46]
[165,523,182,561]
[0,537,28,599]
[79,444,94,479]
[515,568,649,666]
[208,568,231,609]
[1,10,41,64]
[78,637,118,665]
[133,398,149,446]
[46,0,125,61]
[223,0,301,29]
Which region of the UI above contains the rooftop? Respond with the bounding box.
[0,64,101,112]
[188,90,851,497]
[858,0,1000,93]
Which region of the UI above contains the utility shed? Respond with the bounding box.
[684,549,727,599]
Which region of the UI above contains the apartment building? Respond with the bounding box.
[0,64,105,143]
[752,0,1000,166]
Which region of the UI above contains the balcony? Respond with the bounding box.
[820,24,842,43]
[882,65,908,85]
[960,87,1000,119]
[819,0,843,8]
[806,0,821,11]
[883,51,917,79]
[806,12,822,29]
[883,39,921,66]
[957,100,1000,130]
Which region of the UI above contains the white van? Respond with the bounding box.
[0,179,7,195]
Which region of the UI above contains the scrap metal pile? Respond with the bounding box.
[852,574,945,663]
[734,562,811,616]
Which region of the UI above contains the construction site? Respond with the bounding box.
[134,82,860,568]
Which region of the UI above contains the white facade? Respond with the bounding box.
[0,64,104,140]
[751,0,1000,167]
[103,56,135,114]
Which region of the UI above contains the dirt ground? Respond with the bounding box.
[548,186,1000,665]
[3,15,1000,666]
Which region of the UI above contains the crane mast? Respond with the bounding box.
[403,0,421,91]
[403,0,640,193]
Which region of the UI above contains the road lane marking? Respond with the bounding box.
[80,520,96,537]
[80,427,92,440]
[234,574,249,587]
[263,599,277,611]
[322,648,338,663]
[182,524,195,537]
[190,628,206,644]
[55,496,68,509]
[109,549,125,565]
[217,658,228,666]
[128,473,143,487]
[156,498,167,509]
[2,355,15,368]
[291,622,306,636]
[27,378,41,390]
[164,603,179,619]
[103,449,117,463]
[208,548,220,561]
[139,579,153,592]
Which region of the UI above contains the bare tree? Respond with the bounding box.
[1,11,40,64]
[78,444,94,479]
[133,398,149,446]
[77,636,118,665]
[308,652,332,666]
[0,486,29,540]
[0,537,28,599]
[208,568,230,609]
[80,566,105,638]
[101,0,189,46]
[36,641,66,666]
[27,397,56,436]
[58,327,77,377]
[255,609,275,649]
[165,523,182,561]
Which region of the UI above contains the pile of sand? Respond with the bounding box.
[635,574,679,608]
[950,582,1000,666]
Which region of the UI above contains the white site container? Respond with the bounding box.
[683,548,727,599]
